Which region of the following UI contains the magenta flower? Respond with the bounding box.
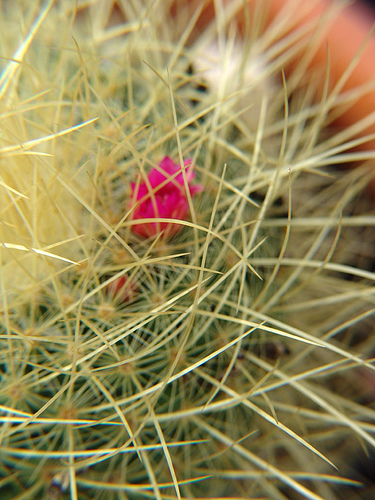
[129,156,203,238]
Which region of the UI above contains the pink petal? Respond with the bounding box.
[129,156,202,239]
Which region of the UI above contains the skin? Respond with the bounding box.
[172,0,375,189]
[265,0,375,154]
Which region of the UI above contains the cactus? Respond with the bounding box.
[0,1,374,499]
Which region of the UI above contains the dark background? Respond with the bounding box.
[363,0,375,9]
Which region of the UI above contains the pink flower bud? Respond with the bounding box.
[129,156,203,238]
[106,275,137,303]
